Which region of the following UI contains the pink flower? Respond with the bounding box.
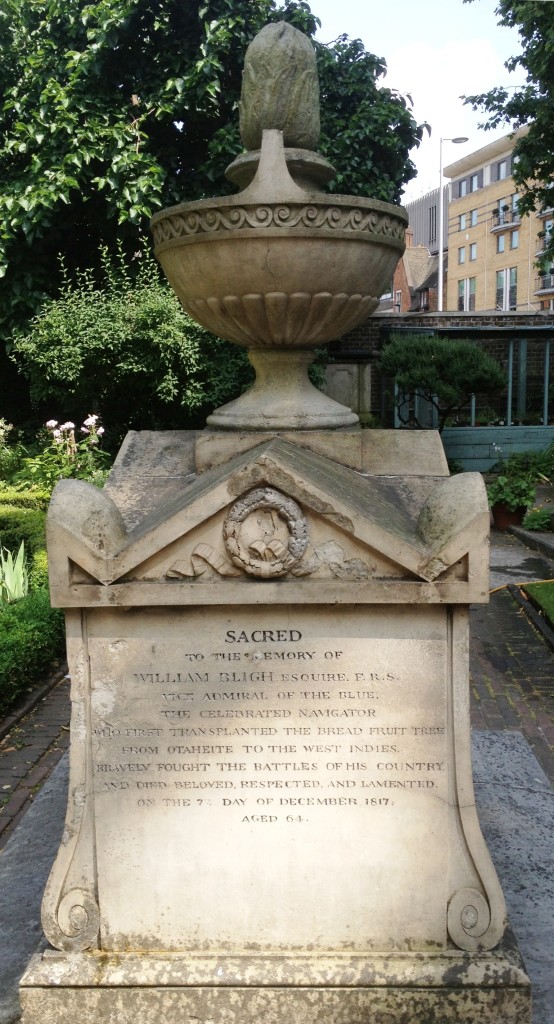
[45,419,58,429]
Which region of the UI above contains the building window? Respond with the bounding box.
[510,230,519,250]
[539,218,553,253]
[470,209,478,227]
[496,270,504,310]
[498,159,507,180]
[458,278,476,311]
[459,213,467,230]
[458,246,466,264]
[509,267,517,309]
[419,288,429,311]
[459,179,467,197]
[511,193,519,217]
[428,205,437,247]
[469,243,477,261]
[470,172,479,192]
[394,290,402,311]
[497,234,505,254]
[496,268,517,310]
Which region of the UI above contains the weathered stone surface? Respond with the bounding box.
[239,22,320,151]
[20,948,531,1024]
[195,428,450,477]
[40,434,497,958]
[151,129,407,430]
[225,145,336,191]
[46,435,489,607]
[20,426,531,1022]
[44,607,463,951]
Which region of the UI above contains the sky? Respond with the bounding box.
[312,0,527,203]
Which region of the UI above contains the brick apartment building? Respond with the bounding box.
[444,127,553,313]
[332,133,554,451]
[396,129,554,315]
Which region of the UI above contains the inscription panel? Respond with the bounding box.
[88,605,449,951]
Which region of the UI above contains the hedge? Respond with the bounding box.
[0,489,62,714]
[0,492,50,587]
[0,487,51,511]
[0,504,46,555]
[28,549,49,591]
[0,590,65,714]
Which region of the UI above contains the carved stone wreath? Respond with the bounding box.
[223,488,308,578]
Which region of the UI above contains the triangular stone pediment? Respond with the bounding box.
[47,437,489,603]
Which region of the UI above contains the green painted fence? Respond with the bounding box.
[441,426,554,472]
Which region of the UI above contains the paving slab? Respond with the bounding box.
[473,731,554,1023]
[0,756,67,1024]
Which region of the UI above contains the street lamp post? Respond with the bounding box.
[437,136,469,312]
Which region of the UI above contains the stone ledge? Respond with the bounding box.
[22,945,530,988]
[20,975,531,1024]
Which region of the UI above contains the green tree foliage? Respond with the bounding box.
[9,245,254,441]
[463,1,554,265]
[316,35,426,201]
[0,0,427,340]
[378,335,506,432]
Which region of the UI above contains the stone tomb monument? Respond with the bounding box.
[20,22,531,1024]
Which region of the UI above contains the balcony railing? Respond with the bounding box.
[535,273,554,293]
[491,208,520,230]
[536,234,553,257]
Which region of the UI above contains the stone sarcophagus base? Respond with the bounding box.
[22,949,530,1023]
[19,430,531,1023]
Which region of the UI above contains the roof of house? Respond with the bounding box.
[404,245,438,295]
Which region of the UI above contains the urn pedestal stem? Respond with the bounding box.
[206,347,358,431]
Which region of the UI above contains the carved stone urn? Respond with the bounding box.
[151,22,408,430]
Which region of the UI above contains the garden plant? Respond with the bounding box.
[0,411,113,715]
[9,245,255,442]
[378,335,506,432]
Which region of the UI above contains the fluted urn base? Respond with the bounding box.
[206,348,358,431]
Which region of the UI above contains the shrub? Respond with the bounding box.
[0,504,46,555]
[0,484,61,713]
[378,335,506,432]
[9,243,254,443]
[491,448,553,483]
[28,549,50,591]
[522,507,552,531]
[0,487,50,511]
[0,590,65,714]
[487,474,536,512]
[0,419,25,480]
